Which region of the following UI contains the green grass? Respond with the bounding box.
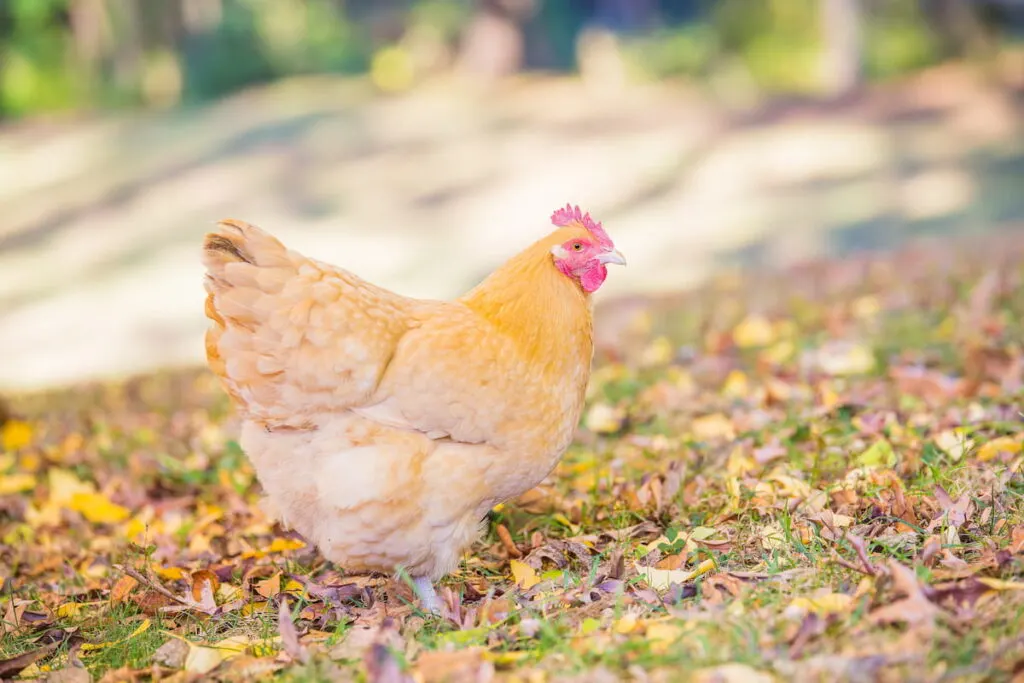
[2,231,1024,681]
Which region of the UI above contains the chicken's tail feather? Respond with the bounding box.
[202,218,298,409]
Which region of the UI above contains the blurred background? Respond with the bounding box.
[0,0,1022,389]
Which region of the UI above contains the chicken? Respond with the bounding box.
[201,205,625,612]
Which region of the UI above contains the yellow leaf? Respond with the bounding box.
[0,453,14,472]
[635,558,715,591]
[255,573,282,599]
[976,578,1024,591]
[758,521,787,551]
[613,614,640,634]
[585,403,625,435]
[48,469,95,505]
[184,635,251,674]
[852,295,880,319]
[0,473,35,495]
[695,663,775,683]
[81,618,151,652]
[935,429,974,462]
[815,341,875,376]
[733,314,776,348]
[68,492,130,524]
[646,621,684,654]
[267,537,306,553]
[154,566,187,581]
[690,413,735,441]
[550,512,579,534]
[786,593,853,618]
[1,420,33,452]
[484,651,529,666]
[641,336,674,366]
[25,501,61,528]
[977,437,1020,462]
[56,602,88,619]
[690,526,720,541]
[510,559,540,590]
[721,370,750,398]
[856,440,897,468]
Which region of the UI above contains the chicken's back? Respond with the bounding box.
[202,219,414,428]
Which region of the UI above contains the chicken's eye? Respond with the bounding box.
[571,242,583,252]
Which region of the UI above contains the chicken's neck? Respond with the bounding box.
[460,249,594,379]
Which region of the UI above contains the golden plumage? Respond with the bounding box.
[201,209,622,607]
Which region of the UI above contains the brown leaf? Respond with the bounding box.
[44,663,91,683]
[109,575,138,606]
[365,643,414,683]
[152,637,190,669]
[415,648,494,683]
[867,560,939,627]
[495,524,522,558]
[277,597,309,664]
[189,570,220,604]
[255,572,282,599]
[0,641,62,678]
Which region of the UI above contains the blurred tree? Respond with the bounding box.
[457,0,533,82]
[820,0,863,97]
[0,0,1018,118]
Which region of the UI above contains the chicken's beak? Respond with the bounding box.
[598,249,627,266]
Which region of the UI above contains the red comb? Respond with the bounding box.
[551,204,613,248]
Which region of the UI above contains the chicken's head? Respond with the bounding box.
[549,204,626,293]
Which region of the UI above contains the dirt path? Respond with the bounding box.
[1,70,1021,389]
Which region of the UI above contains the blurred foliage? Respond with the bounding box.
[0,0,1015,118]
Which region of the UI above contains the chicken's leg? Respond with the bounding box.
[413,576,442,614]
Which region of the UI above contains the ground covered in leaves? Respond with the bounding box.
[2,232,1024,683]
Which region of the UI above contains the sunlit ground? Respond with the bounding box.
[0,65,1022,389]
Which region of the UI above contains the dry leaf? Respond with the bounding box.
[509,559,540,590]
[184,635,252,674]
[415,648,494,683]
[635,558,715,591]
[278,598,309,664]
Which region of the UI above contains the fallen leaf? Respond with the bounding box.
[109,575,138,605]
[691,413,735,441]
[80,618,151,652]
[694,663,776,683]
[256,572,282,599]
[0,473,36,495]
[1,420,33,452]
[935,429,974,462]
[48,469,94,505]
[868,560,939,627]
[190,570,220,604]
[0,641,62,677]
[733,314,776,348]
[977,436,1020,462]
[635,558,715,591]
[44,664,90,683]
[785,593,854,619]
[856,440,897,468]
[152,638,190,669]
[68,492,130,524]
[266,537,306,553]
[415,648,493,683]
[758,521,787,551]
[278,598,309,664]
[585,403,626,435]
[509,559,540,590]
[184,635,252,675]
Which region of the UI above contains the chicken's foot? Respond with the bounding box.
[413,576,442,615]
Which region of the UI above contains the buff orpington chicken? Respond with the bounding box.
[201,205,625,612]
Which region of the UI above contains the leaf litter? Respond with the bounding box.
[1,231,1024,681]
